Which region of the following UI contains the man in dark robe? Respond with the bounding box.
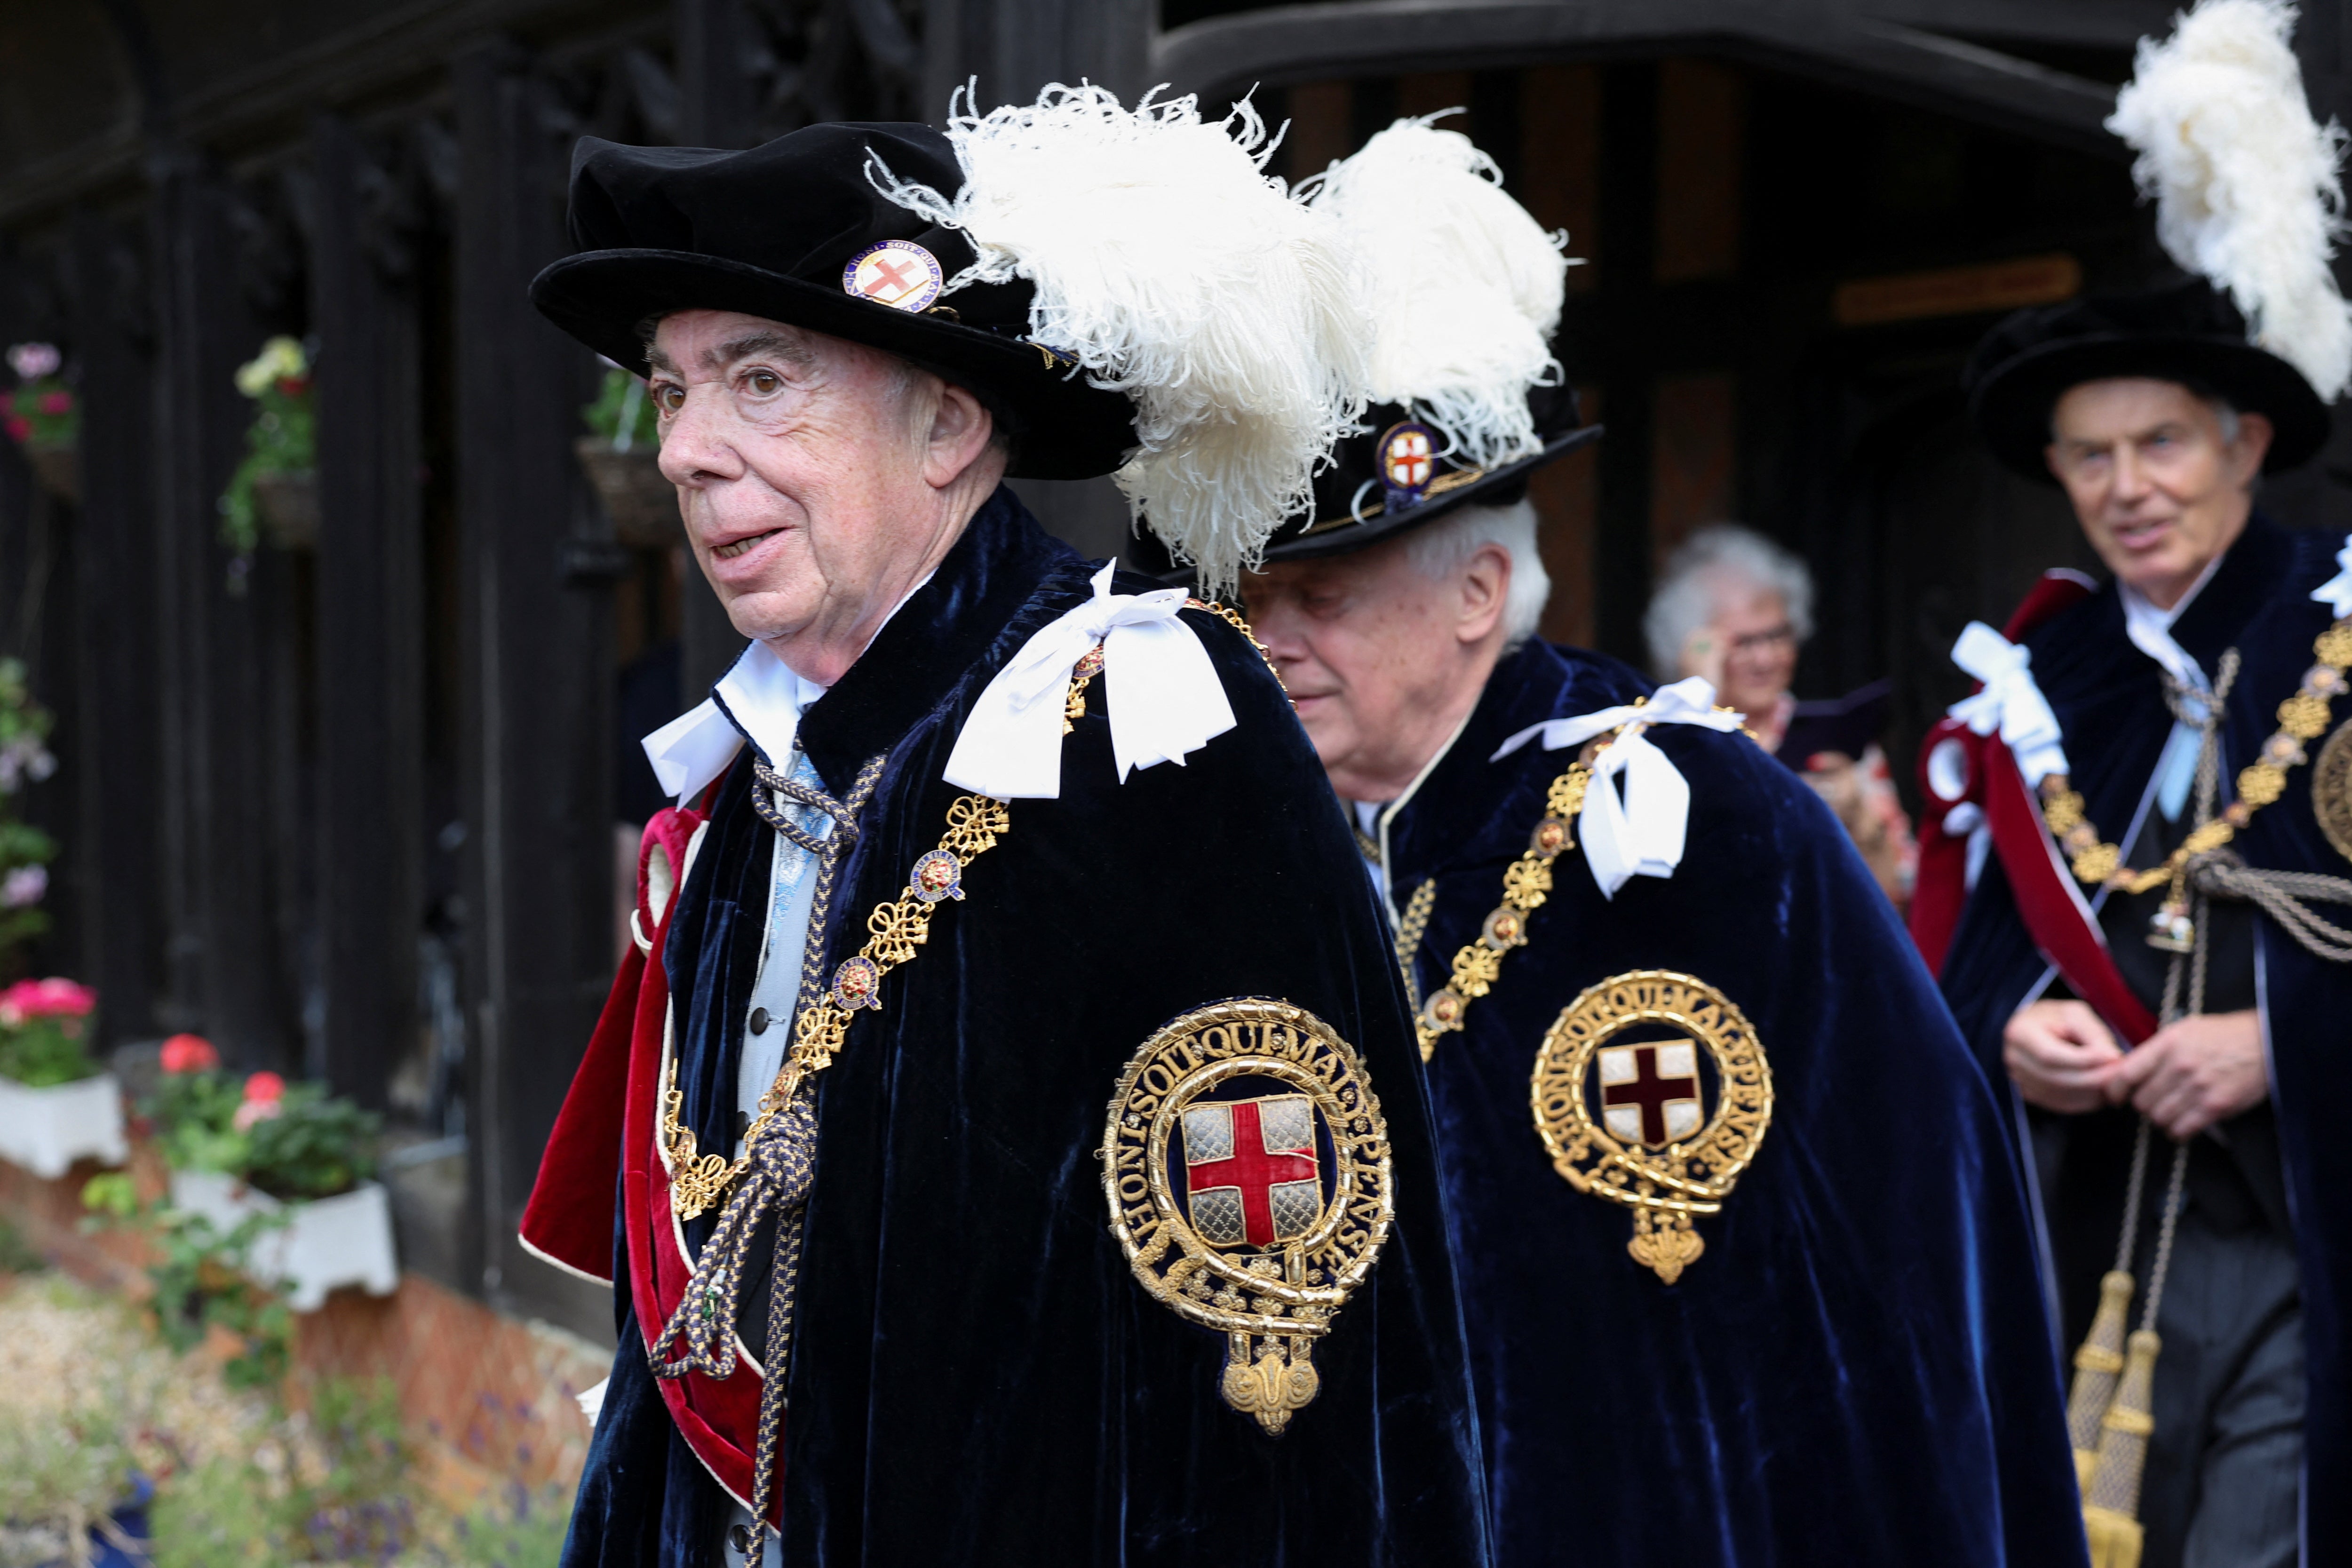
[1913,6,2352,1563]
[1230,116,2085,1567]
[516,97,1490,1565]
[1921,280,2352,1568]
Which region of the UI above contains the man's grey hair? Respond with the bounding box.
[1401,499,1552,652]
[1643,524,1813,680]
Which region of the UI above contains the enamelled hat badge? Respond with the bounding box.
[1530,970,1772,1285]
[842,238,945,312]
[1102,999,1393,1435]
[1376,420,1438,512]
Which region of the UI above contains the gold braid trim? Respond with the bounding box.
[2040,617,2351,892]
[1411,744,1605,1061]
[662,793,1012,1220]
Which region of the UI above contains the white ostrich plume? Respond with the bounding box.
[2108,0,2352,399]
[870,83,1370,596]
[1299,115,1568,467]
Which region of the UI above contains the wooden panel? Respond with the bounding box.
[67,212,165,1047]
[1520,64,1600,293]
[1655,59,1743,285]
[1398,70,1472,122]
[313,116,424,1111]
[454,49,616,1302]
[1832,252,2081,327]
[1650,370,1738,566]
[1284,80,1353,183]
[1532,387,1601,649]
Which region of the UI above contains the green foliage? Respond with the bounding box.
[445,1482,573,1568]
[582,366,659,451]
[0,1013,99,1086]
[143,1068,250,1176]
[145,1454,281,1568]
[0,659,56,962]
[218,337,316,556]
[0,1214,41,1274]
[1,377,77,452]
[81,1173,294,1390]
[245,1082,381,1201]
[287,1377,415,1561]
[0,1390,135,1566]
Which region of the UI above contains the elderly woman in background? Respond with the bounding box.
[1645,525,1916,906]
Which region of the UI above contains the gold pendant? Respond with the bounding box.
[2145,901,2195,954]
[1530,970,1773,1285]
[1102,999,1393,1434]
[2315,716,2352,865]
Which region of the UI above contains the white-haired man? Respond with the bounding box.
[1235,116,2082,1566]
[1916,8,2352,1562]
[516,102,1490,1566]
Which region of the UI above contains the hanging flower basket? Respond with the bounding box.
[167,1169,399,1313]
[0,1069,127,1179]
[575,437,680,548]
[252,469,318,550]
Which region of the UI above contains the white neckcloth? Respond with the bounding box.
[2314,530,2352,617]
[1490,676,1746,899]
[943,559,1236,799]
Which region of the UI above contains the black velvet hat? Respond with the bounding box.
[1964,279,2330,482]
[1251,379,1600,566]
[529,125,1138,480]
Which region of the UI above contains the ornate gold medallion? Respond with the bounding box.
[1530,969,1772,1285]
[1101,999,1393,1435]
[2316,716,2352,865]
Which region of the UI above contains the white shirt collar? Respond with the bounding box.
[640,569,937,807]
[2119,548,2225,695]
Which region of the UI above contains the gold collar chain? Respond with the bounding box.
[1407,737,1608,1061]
[2037,616,2351,899]
[663,789,1012,1220]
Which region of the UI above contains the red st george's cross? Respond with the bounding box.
[861,252,924,302]
[1185,1099,1319,1248]
[1384,427,1433,489]
[1600,1041,1702,1146]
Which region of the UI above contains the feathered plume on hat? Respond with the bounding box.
[1298,114,1569,468]
[870,84,1369,597]
[2107,0,2352,399]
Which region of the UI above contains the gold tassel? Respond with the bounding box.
[2080,1328,2161,1568]
[2064,1271,2135,1488]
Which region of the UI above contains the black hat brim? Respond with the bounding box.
[530,248,1139,481]
[1252,422,1605,567]
[1970,331,2329,483]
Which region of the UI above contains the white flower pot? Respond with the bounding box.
[0,1071,127,1179]
[167,1170,400,1313]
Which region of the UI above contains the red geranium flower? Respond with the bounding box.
[5,977,94,1017]
[36,391,70,416]
[243,1070,285,1104]
[3,416,28,443]
[275,376,308,398]
[159,1033,220,1074]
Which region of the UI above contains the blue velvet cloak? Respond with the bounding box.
[558,490,1492,1565]
[1939,515,2352,1563]
[1384,638,2086,1567]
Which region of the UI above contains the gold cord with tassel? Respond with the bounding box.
[2066,664,2227,1567]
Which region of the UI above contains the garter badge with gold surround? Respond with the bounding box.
[2316,716,2352,865]
[1530,970,1772,1285]
[1101,999,1393,1435]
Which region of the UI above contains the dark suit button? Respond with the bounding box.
[750,1007,770,1034]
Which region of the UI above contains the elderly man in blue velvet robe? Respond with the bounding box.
[1235,116,2084,1567]
[516,94,1491,1566]
[1915,10,2352,1565]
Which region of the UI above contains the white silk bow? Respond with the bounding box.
[1946,621,2069,786]
[1491,677,1746,899]
[2314,532,2352,618]
[942,559,1236,799]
